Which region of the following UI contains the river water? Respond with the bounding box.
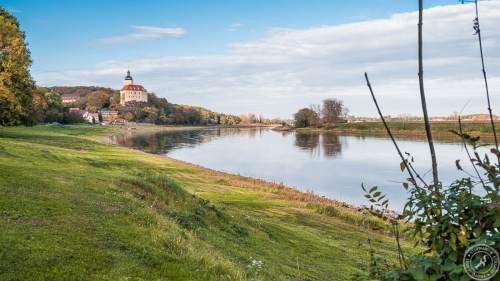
[110,127,487,210]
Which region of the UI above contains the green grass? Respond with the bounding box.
[297,121,500,138]
[0,125,415,281]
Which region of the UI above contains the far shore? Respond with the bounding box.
[293,120,500,141]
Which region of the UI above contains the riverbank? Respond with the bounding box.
[296,121,500,140]
[0,125,412,280]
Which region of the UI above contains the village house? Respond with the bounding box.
[100,109,119,123]
[120,70,148,105]
[68,107,87,116]
[83,112,100,124]
[68,108,99,124]
[61,94,79,104]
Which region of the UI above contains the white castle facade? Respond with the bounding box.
[119,70,148,105]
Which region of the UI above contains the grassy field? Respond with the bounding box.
[297,121,500,139]
[0,125,415,281]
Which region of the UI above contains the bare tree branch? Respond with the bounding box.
[418,0,439,188]
[473,0,499,163]
[458,116,487,189]
[364,72,421,189]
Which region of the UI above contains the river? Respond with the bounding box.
[110,127,486,210]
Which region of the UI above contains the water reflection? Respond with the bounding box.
[110,127,268,154]
[110,127,481,210]
[294,133,343,158]
[112,128,346,158]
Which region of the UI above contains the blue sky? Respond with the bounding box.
[5,0,456,71]
[2,0,499,118]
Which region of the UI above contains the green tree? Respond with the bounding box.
[43,91,63,123]
[32,87,48,123]
[31,88,63,124]
[0,7,35,125]
[294,108,320,128]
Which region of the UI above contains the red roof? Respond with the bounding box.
[121,84,145,91]
[68,108,87,115]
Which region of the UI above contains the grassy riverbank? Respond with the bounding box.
[0,125,414,281]
[296,121,500,139]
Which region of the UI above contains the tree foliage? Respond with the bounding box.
[360,136,499,281]
[293,99,348,128]
[0,7,35,126]
[322,98,348,126]
[114,93,241,125]
[357,1,500,280]
[294,108,320,128]
[32,87,63,123]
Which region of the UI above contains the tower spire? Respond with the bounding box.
[125,70,133,81]
[124,70,133,85]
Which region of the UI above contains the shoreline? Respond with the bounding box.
[294,121,500,142]
[96,124,404,233]
[0,124,413,279]
[104,124,359,210]
[104,124,406,221]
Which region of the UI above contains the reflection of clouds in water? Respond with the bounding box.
[111,127,269,154]
[110,128,483,210]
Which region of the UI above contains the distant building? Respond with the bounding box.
[83,112,100,124]
[119,70,147,105]
[61,94,79,104]
[68,108,87,115]
[100,109,119,123]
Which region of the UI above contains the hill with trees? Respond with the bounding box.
[33,85,243,125]
[0,6,241,127]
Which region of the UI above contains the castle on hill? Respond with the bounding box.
[120,70,148,105]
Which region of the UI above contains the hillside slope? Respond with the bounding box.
[0,125,413,280]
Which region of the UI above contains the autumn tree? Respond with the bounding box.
[32,88,48,123]
[0,7,35,125]
[86,90,110,112]
[109,91,121,108]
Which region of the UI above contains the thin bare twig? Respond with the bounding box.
[418,0,439,188]
[473,0,499,163]
[364,73,420,189]
[458,116,487,189]
[407,158,430,188]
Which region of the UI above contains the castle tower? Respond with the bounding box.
[120,70,147,105]
[124,70,133,86]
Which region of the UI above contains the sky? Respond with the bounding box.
[2,0,500,118]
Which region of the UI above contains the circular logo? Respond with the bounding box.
[463,244,499,280]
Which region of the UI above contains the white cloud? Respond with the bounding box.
[36,2,500,118]
[6,7,22,13]
[228,22,244,31]
[97,25,185,44]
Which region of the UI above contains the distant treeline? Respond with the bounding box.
[33,85,292,126]
[33,86,243,125]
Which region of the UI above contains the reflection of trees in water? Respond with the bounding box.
[295,133,320,154]
[322,134,342,157]
[294,133,343,158]
[110,127,267,154]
